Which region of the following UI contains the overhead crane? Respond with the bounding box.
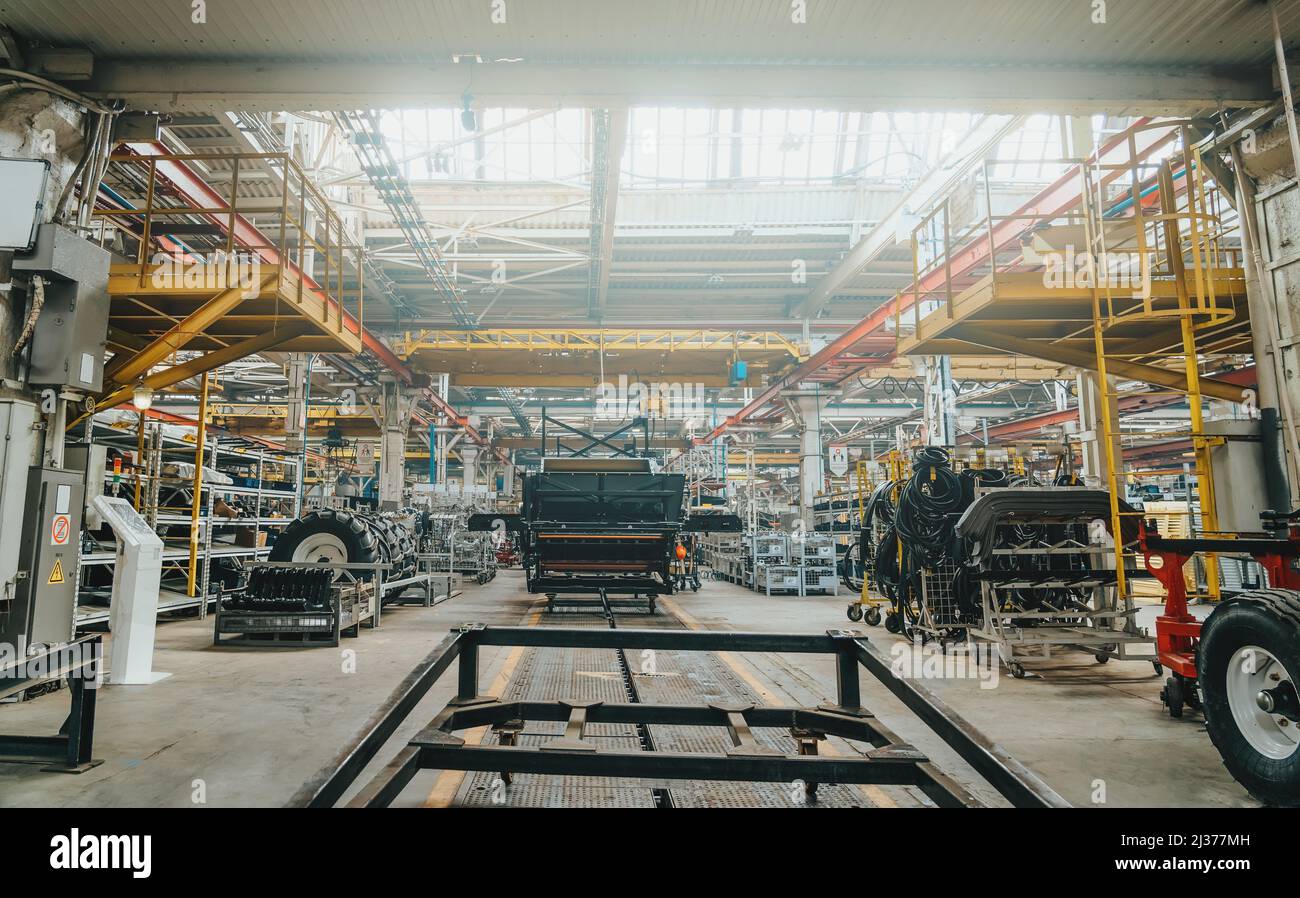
[393,327,804,388]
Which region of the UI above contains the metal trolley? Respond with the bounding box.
[958,491,1157,678]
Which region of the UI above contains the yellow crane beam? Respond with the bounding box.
[395,327,805,357]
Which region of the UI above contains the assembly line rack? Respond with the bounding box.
[213,560,457,647]
[967,538,1155,677]
[958,490,1157,676]
[703,530,839,596]
[292,625,1069,809]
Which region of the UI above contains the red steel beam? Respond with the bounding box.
[963,367,1257,442]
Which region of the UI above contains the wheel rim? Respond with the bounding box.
[1226,645,1300,760]
[292,532,349,578]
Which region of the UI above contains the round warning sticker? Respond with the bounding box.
[50,514,71,546]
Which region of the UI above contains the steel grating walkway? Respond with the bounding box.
[453,607,935,808]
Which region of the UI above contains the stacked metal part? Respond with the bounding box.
[226,566,334,613]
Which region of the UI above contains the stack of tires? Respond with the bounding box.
[358,512,418,582]
[269,508,416,585]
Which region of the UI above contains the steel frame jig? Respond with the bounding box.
[293,625,1069,808]
[0,635,103,773]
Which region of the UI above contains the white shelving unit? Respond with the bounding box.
[77,416,301,627]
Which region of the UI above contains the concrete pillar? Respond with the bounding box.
[921,356,955,446]
[1232,142,1299,506]
[502,452,516,498]
[1075,371,1103,482]
[378,378,416,510]
[434,374,450,487]
[785,388,833,526]
[460,445,479,493]
[1067,115,1094,161]
[283,354,309,452]
[1076,370,1121,488]
[435,429,449,486]
[434,421,444,486]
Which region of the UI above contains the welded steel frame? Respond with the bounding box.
[0,635,103,773]
[538,409,650,460]
[293,625,1069,809]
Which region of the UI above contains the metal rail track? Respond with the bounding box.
[599,589,674,808]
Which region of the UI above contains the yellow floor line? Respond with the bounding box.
[423,602,545,807]
[659,596,896,807]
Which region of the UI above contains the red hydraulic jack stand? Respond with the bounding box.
[1138,512,1300,714]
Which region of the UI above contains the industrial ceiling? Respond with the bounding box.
[5,0,1299,111]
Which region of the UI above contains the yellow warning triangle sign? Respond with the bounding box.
[47,558,64,584]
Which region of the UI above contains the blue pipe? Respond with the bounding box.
[1103,161,1196,218]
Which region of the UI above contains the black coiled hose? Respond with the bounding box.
[960,467,1010,504]
[896,447,966,568]
[888,448,1006,635]
[873,524,901,599]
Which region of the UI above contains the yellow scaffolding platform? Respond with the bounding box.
[895,134,1249,403]
[94,149,366,413]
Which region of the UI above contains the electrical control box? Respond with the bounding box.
[11,224,112,392]
[1,466,84,649]
[729,359,748,386]
[65,443,109,529]
[1208,419,1271,533]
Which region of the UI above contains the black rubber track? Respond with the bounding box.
[1199,587,1300,807]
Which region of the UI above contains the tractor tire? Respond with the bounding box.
[269,509,380,580]
[1199,587,1300,807]
[360,514,417,581]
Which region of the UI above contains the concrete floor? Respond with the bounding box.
[0,570,1257,808]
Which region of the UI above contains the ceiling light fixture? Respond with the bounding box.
[131,381,154,412]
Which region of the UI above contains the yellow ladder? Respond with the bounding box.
[1081,120,1233,604]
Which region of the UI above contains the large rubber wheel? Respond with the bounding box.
[270,509,379,580]
[360,514,417,581]
[1199,588,1300,807]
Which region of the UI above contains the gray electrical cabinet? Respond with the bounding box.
[1,466,84,649]
[11,223,112,392]
[1208,419,1271,533]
